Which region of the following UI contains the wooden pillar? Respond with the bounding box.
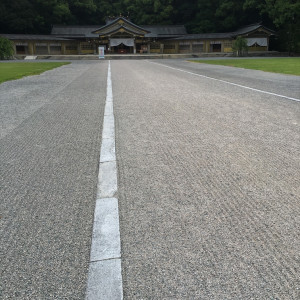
[160,43,164,54]
[147,43,151,54]
[28,42,34,55]
[61,43,66,55]
[175,42,179,53]
[47,43,50,54]
[206,41,210,52]
[13,42,17,55]
[190,42,193,53]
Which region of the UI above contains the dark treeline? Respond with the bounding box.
[0,0,299,51]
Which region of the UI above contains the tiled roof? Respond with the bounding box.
[92,17,150,34]
[170,32,233,40]
[169,23,274,41]
[51,25,100,38]
[51,23,186,39]
[142,25,187,37]
[0,34,71,41]
[3,22,274,42]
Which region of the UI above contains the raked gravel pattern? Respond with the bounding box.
[0,61,107,299]
[113,60,300,299]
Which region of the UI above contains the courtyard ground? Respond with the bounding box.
[0,59,299,299]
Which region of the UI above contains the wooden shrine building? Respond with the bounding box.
[1,17,274,56]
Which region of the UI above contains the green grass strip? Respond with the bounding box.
[189,58,300,76]
[0,62,70,83]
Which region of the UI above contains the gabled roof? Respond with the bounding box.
[51,23,186,39]
[47,22,274,41]
[92,17,150,36]
[169,23,275,41]
[232,23,275,37]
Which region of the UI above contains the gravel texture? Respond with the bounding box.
[1,58,299,299]
[0,61,107,299]
[113,60,300,299]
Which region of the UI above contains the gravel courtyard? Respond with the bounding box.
[1,59,299,299]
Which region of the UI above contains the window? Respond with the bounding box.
[210,43,222,52]
[192,42,204,52]
[81,43,94,50]
[66,45,77,51]
[35,44,48,54]
[150,43,160,49]
[224,41,232,48]
[164,44,175,50]
[50,45,61,54]
[16,45,27,54]
[179,42,190,51]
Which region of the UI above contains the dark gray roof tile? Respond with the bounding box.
[170,32,233,40]
[0,34,72,41]
[51,25,100,38]
[143,25,187,37]
[233,23,275,36]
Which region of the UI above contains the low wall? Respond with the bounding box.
[13,51,285,60]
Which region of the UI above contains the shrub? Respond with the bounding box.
[232,36,248,57]
[0,37,14,60]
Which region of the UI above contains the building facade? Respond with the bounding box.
[1,17,274,56]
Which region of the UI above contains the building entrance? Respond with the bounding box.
[110,38,135,54]
[113,43,133,54]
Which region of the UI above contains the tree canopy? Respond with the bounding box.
[0,0,299,51]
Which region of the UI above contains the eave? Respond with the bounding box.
[92,17,150,35]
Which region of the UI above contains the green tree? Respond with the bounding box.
[244,0,300,53]
[0,37,14,59]
[265,0,300,53]
[69,0,97,24]
[0,0,37,33]
[34,0,73,32]
[93,0,126,23]
[123,0,174,24]
[190,0,219,33]
[172,0,197,27]
[232,36,248,56]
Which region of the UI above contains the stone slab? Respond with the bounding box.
[102,115,115,139]
[97,161,118,198]
[100,138,116,163]
[104,100,114,116]
[85,259,123,300]
[90,198,121,262]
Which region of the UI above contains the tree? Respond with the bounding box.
[69,0,97,24]
[172,0,197,26]
[123,0,174,25]
[215,0,244,31]
[244,0,300,53]
[189,0,219,33]
[265,0,300,53]
[232,36,248,56]
[0,0,37,33]
[0,37,14,59]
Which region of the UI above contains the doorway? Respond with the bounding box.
[113,43,133,54]
[16,45,28,55]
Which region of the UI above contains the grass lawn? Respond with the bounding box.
[189,58,300,76]
[0,62,70,83]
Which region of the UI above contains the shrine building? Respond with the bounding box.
[1,17,275,56]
